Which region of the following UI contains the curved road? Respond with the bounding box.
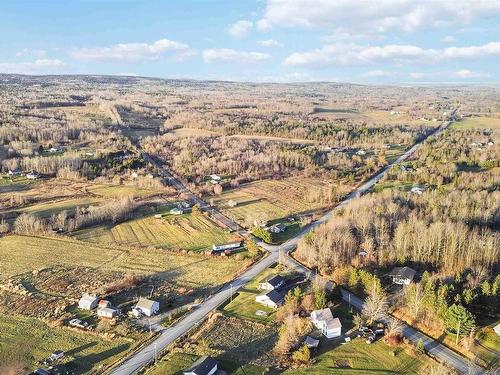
[109,111,469,374]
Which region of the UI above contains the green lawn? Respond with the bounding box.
[475,326,500,366]
[74,211,233,252]
[283,304,432,375]
[148,352,267,375]
[283,337,429,375]
[451,116,500,130]
[221,266,280,324]
[0,314,134,374]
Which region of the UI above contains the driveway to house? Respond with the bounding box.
[339,289,484,375]
[109,112,460,374]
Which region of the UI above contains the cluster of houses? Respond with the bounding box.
[169,201,193,215]
[469,141,495,151]
[77,293,160,321]
[4,169,40,180]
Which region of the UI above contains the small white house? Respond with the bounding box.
[255,290,284,309]
[212,241,242,252]
[311,308,342,338]
[134,297,160,317]
[268,223,286,234]
[78,294,99,310]
[26,171,40,180]
[388,266,417,286]
[356,149,366,156]
[494,323,500,336]
[183,356,218,375]
[410,186,425,195]
[258,275,285,291]
[209,174,221,182]
[97,307,119,319]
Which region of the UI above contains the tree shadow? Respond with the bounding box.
[73,343,131,374]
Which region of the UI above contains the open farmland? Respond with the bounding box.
[74,211,233,252]
[86,184,162,198]
[213,177,342,226]
[0,235,248,288]
[451,116,500,131]
[0,314,133,374]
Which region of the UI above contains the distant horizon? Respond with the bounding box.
[1,1,500,84]
[1,72,499,88]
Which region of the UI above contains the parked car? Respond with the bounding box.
[69,318,88,329]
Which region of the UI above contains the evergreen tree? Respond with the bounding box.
[444,304,475,342]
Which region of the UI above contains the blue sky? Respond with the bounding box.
[1,0,500,83]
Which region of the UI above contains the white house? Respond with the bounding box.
[78,294,99,310]
[411,186,425,195]
[388,266,416,285]
[493,323,500,336]
[26,171,40,180]
[258,275,285,291]
[134,297,160,317]
[268,223,286,234]
[212,241,242,253]
[255,290,284,309]
[183,356,218,375]
[97,307,119,319]
[356,149,366,156]
[311,308,342,338]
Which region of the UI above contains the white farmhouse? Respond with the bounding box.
[134,297,160,317]
[311,308,342,338]
[78,294,99,310]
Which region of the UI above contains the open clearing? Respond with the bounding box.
[227,134,315,144]
[168,127,220,138]
[213,177,335,226]
[86,184,162,198]
[451,116,500,130]
[0,314,133,374]
[0,235,247,289]
[74,211,233,252]
[283,337,430,375]
[221,267,278,324]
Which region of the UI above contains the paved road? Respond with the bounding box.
[339,289,484,375]
[109,111,463,374]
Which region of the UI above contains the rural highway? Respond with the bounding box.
[109,110,464,374]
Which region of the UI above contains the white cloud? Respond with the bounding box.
[452,69,488,78]
[410,69,489,80]
[443,42,500,58]
[284,41,500,67]
[202,48,271,64]
[228,20,253,38]
[258,39,281,47]
[16,48,47,58]
[441,35,457,43]
[70,38,189,62]
[259,0,500,33]
[361,70,392,78]
[0,59,64,74]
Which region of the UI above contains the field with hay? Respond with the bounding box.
[0,235,248,289]
[74,211,233,252]
[213,177,337,226]
[0,314,134,374]
[451,116,500,131]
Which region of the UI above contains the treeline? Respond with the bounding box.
[13,196,140,234]
[164,109,433,148]
[296,189,499,275]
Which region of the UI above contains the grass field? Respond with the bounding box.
[283,304,433,375]
[0,314,133,374]
[451,116,500,130]
[221,267,279,323]
[283,336,430,375]
[0,235,247,289]
[86,184,161,198]
[74,211,233,252]
[148,352,266,375]
[213,177,333,226]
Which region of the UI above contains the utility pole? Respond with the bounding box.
[456,319,461,345]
